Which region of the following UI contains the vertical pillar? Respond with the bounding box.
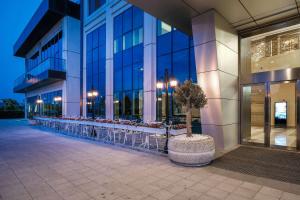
[82,29,87,117]
[105,8,114,120]
[62,16,81,117]
[192,10,239,150]
[143,13,157,122]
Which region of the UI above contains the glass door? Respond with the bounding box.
[241,84,267,145]
[269,81,297,150]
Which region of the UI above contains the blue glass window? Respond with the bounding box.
[132,44,143,64]
[123,49,132,66]
[157,33,171,56]
[86,24,106,117]
[114,15,123,37]
[157,55,171,81]
[38,90,62,117]
[123,66,132,91]
[123,32,133,50]
[133,7,143,28]
[114,53,122,70]
[133,64,143,90]
[114,37,122,54]
[133,28,143,46]
[173,30,189,52]
[113,6,144,119]
[156,20,199,121]
[123,9,132,34]
[114,69,122,92]
[157,21,172,36]
[173,50,189,83]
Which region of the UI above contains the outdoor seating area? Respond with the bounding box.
[33,117,187,153]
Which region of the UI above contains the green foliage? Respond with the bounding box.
[174,80,207,110]
[174,80,207,136]
[0,99,23,111]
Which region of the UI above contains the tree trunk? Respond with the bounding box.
[186,99,192,137]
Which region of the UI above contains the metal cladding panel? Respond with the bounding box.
[13,0,80,57]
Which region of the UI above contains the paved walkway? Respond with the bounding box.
[0,120,300,200]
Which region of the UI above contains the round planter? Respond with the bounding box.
[168,134,215,166]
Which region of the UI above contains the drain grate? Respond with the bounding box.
[212,146,300,185]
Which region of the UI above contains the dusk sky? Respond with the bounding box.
[0,1,42,103]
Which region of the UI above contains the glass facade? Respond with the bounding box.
[26,52,39,72]
[27,90,62,118]
[156,20,199,123]
[41,90,62,117]
[25,31,62,73]
[27,96,39,118]
[89,0,106,15]
[41,31,62,62]
[113,7,144,120]
[86,24,106,118]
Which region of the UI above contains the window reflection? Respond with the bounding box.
[86,25,106,118]
[113,6,144,120]
[156,20,199,125]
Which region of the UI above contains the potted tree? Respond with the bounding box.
[168,80,215,166]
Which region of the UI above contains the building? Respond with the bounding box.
[82,0,199,125]
[14,0,300,151]
[13,0,81,118]
[127,0,300,151]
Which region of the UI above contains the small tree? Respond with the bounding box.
[174,80,207,137]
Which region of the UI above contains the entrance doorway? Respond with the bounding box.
[241,81,299,150]
[270,82,297,149]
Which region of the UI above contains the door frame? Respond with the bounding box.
[240,80,300,150]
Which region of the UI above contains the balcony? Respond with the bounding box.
[14,58,66,93]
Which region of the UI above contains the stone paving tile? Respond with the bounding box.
[254,193,279,200]
[206,188,230,199]
[232,187,258,199]
[281,192,300,200]
[1,120,300,200]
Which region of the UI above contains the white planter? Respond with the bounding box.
[168,134,215,166]
[169,128,187,136]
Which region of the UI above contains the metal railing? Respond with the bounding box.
[14,58,66,88]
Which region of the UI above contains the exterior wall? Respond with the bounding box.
[24,16,80,118]
[62,16,81,117]
[143,13,157,123]
[192,10,239,150]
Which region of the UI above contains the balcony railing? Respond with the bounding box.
[14,57,66,93]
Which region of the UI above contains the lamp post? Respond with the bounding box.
[87,89,99,120]
[36,98,43,116]
[156,69,178,153]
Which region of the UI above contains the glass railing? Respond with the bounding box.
[14,57,66,89]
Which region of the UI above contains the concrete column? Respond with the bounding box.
[62,16,81,117]
[105,8,114,120]
[143,13,157,122]
[192,10,239,150]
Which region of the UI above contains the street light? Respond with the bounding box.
[54,96,62,102]
[156,68,178,153]
[87,89,99,120]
